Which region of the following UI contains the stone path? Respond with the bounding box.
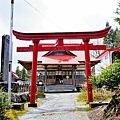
[19,92,89,120]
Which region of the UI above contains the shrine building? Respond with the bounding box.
[18,50,100,92]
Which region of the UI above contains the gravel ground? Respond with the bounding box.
[22,111,89,120]
[18,92,89,120]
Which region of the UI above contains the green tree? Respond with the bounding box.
[0,88,11,118]
[103,22,119,48]
[15,66,31,80]
[104,2,120,49]
[25,70,31,80]
[15,66,21,78]
[21,67,26,80]
[89,59,120,90]
[115,2,120,25]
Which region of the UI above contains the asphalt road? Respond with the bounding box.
[19,92,89,120]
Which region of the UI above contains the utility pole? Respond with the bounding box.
[8,0,14,102]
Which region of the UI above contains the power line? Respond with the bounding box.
[23,0,64,31]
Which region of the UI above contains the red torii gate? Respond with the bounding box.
[13,26,111,107]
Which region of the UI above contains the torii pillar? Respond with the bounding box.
[13,26,111,107]
[84,38,93,102]
[29,40,39,107]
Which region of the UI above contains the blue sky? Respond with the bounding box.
[0,0,119,71]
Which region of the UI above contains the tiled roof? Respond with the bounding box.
[18,51,100,70]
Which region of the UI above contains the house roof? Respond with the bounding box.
[12,72,19,79]
[96,46,120,59]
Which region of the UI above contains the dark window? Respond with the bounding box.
[112,51,120,63]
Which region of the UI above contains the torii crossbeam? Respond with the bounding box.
[13,26,111,107]
[17,43,106,52]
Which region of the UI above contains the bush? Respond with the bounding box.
[89,59,120,90]
[76,87,87,102]
[76,87,114,102]
[0,88,11,119]
[93,88,114,102]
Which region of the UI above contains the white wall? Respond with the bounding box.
[95,51,111,76]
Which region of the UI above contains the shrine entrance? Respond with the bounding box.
[13,26,111,107]
[56,75,62,84]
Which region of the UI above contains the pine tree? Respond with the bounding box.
[21,67,26,80]
[15,66,21,78]
[103,22,119,48]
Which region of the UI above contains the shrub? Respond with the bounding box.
[0,88,11,119]
[76,87,87,102]
[76,87,114,102]
[89,59,120,90]
[93,88,114,102]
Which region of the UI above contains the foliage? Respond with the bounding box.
[115,2,120,25]
[5,109,28,120]
[0,88,11,118]
[0,72,2,80]
[77,87,114,102]
[15,66,31,80]
[25,70,31,80]
[76,87,87,102]
[115,17,120,25]
[5,99,44,120]
[21,68,26,80]
[93,89,114,102]
[89,59,120,90]
[103,22,119,48]
[15,66,21,78]
[0,72,2,76]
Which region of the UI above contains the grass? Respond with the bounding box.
[76,87,87,103]
[5,109,28,120]
[5,97,45,120]
[36,92,46,98]
[93,89,114,102]
[76,87,114,103]
[76,87,114,112]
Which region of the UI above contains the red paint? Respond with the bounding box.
[17,44,106,52]
[13,27,111,40]
[44,55,76,61]
[30,41,39,104]
[56,39,63,46]
[84,40,93,102]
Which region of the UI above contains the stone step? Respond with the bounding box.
[75,101,91,111]
[45,85,76,92]
[89,102,109,108]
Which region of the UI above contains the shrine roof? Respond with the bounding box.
[18,51,100,70]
